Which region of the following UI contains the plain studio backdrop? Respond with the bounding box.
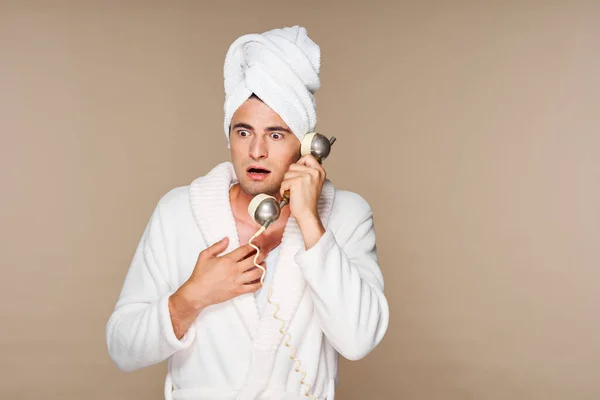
[1,1,599,399]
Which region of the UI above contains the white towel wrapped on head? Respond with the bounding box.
[223,25,321,146]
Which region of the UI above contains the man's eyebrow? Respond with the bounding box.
[231,123,254,131]
[265,126,292,134]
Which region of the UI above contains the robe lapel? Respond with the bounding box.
[188,162,260,339]
[238,177,335,399]
[253,179,335,349]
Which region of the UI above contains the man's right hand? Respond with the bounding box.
[168,237,267,339]
[184,237,267,308]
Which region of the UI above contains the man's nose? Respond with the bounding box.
[249,136,268,160]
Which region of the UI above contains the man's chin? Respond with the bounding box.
[239,180,280,198]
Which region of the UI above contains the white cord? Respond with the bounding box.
[248,226,317,399]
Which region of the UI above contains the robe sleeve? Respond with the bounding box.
[294,200,389,361]
[106,199,195,372]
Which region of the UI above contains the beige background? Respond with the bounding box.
[1,1,599,399]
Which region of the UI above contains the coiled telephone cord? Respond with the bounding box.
[248,226,317,399]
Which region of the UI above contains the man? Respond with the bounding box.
[106,25,389,400]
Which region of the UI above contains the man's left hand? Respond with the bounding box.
[280,155,326,245]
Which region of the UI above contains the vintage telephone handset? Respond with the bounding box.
[246,132,336,399]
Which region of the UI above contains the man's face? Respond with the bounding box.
[229,97,301,197]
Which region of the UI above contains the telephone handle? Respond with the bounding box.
[279,134,336,208]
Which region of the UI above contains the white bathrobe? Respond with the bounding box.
[106,162,389,400]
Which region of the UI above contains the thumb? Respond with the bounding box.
[203,237,229,258]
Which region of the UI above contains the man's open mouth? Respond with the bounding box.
[247,167,271,174]
[247,166,271,180]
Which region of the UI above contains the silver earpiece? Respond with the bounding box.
[300,132,336,163]
[247,132,336,228]
[248,194,281,229]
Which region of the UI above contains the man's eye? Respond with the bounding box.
[271,133,282,140]
[239,130,250,137]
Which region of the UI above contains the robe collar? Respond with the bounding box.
[188,161,335,346]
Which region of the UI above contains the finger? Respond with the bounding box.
[240,281,262,294]
[239,248,257,261]
[283,170,305,180]
[238,251,267,273]
[286,165,317,176]
[289,160,325,180]
[296,154,322,169]
[200,237,229,259]
[225,243,256,262]
[241,263,266,284]
[280,177,303,196]
[288,164,315,172]
[238,249,268,272]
